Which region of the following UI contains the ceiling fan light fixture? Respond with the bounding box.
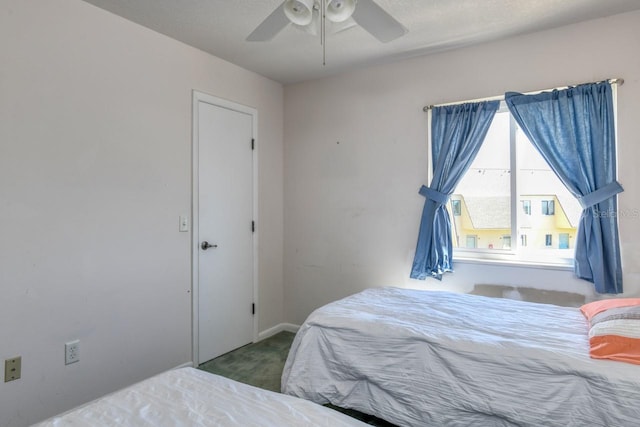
[284,0,315,26]
[325,0,357,23]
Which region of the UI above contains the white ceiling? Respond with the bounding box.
[80,0,640,84]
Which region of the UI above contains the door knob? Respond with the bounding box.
[201,241,218,250]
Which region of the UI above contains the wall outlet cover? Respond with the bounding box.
[65,340,80,365]
[4,357,22,382]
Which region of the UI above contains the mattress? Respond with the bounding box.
[281,287,640,427]
[34,367,368,426]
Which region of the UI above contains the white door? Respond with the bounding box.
[195,95,255,364]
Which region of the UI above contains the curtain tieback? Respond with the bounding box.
[577,180,624,209]
[419,185,449,205]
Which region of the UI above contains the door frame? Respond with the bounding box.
[191,90,259,365]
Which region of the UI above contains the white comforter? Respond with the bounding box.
[34,367,368,426]
[281,287,640,427]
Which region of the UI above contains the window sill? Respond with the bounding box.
[453,255,574,271]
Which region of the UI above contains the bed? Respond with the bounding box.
[34,367,368,426]
[281,287,640,427]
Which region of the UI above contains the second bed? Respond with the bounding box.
[281,287,640,426]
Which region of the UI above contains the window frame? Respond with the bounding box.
[545,234,553,247]
[451,199,462,216]
[541,200,555,216]
[431,102,574,269]
[465,235,478,249]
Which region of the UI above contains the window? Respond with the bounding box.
[466,235,477,249]
[451,199,461,216]
[447,104,582,265]
[413,82,620,292]
[559,233,570,249]
[502,235,511,249]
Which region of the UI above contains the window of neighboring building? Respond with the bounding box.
[445,103,582,266]
[451,199,461,216]
[545,234,553,247]
[559,233,570,249]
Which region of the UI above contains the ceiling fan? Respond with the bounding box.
[246,0,407,44]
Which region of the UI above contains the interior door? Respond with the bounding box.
[196,98,254,364]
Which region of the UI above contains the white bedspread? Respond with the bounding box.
[34,367,368,426]
[281,287,640,427]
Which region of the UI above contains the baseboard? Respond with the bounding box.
[173,361,194,370]
[257,323,300,341]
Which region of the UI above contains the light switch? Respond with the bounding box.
[179,215,189,232]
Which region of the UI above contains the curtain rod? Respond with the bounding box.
[422,78,624,112]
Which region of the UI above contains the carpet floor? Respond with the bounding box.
[198,331,396,426]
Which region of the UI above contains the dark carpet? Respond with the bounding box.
[198,331,396,426]
[198,331,293,393]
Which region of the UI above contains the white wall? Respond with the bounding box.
[0,1,283,426]
[284,11,640,325]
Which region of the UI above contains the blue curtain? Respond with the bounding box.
[411,101,499,280]
[505,82,623,294]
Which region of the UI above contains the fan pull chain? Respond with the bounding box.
[321,0,326,65]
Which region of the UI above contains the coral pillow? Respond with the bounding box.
[580,299,640,365]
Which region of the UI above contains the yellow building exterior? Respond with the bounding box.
[448,194,578,252]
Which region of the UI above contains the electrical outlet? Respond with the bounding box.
[65,340,80,365]
[4,357,21,382]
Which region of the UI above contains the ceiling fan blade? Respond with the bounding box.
[246,3,290,41]
[352,0,407,43]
